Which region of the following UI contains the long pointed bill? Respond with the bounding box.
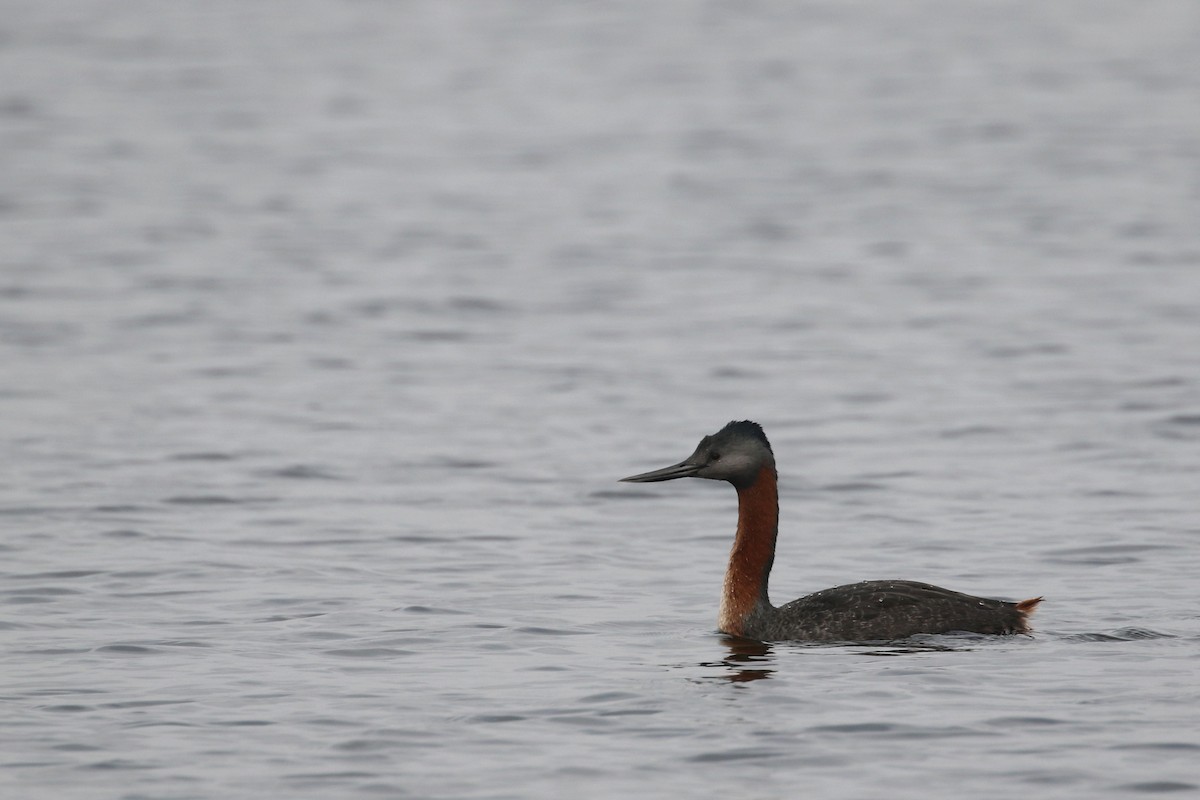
[619,459,700,483]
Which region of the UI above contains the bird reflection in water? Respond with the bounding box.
[700,636,971,682]
[702,636,777,683]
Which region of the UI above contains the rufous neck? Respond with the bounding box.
[718,464,778,636]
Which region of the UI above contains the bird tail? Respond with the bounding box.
[1016,597,1043,615]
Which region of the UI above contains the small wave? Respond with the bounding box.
[94,644,160,654]
[1043,543,1175,565]
[403,605,468,615]
[93,505,150,514]
[430,456,497,469]
[102,529,145,538]
[264,464,342,480]
[81,759,154,771]
[1111,742,1200,752]
[2,585,81,595]
[578,691,639,703]
[1152,414,1200,440]
[13,570,103,579]
[939,424,1005,439]
[1060,627,1176,642]
[164,495,241,505]
[169,452,236,462]
[467,714,527,724]
[820,481,887,492]
[710,366,765,379]
[402,329,470,342]
[1117,781,1198,794]
[515,626,588,636]
[41,704,93,713]
[986,716,1067,727]
[101,699,192,709]
[808,722,896,734]
[325,647,417,658]
[689,747,783,763]
[448,296,509,313]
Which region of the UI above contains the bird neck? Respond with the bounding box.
[719,464,778,637]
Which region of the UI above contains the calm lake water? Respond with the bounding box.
[3,2,1199,798]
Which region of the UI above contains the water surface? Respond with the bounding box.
[3,2,1199,798]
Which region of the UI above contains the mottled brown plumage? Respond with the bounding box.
[621,421,1042,642]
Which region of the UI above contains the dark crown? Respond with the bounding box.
[717,420,771,451]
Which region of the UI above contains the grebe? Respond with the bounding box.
[620,421,1041,642]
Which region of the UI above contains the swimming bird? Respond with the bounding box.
[620,421,1041,642]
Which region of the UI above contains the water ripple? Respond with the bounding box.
[1060,628,1177,642]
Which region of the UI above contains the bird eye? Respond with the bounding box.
[710,452,721,462]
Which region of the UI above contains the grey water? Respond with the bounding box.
[3,1,1199,797]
